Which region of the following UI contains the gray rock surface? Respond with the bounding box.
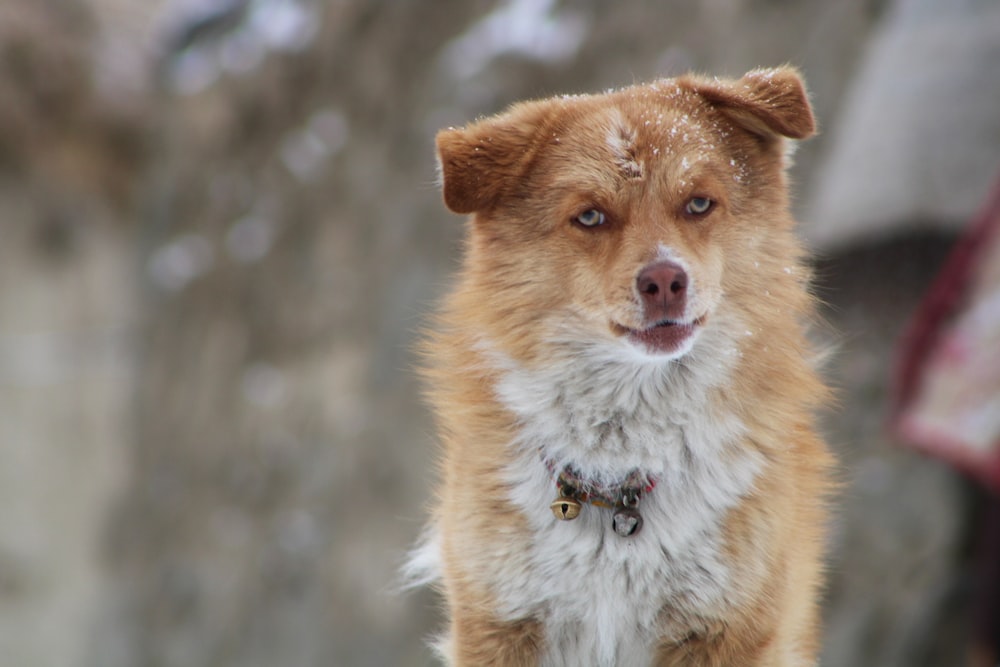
[805,0,1000,250]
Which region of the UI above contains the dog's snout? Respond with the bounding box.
[637,261,688,320]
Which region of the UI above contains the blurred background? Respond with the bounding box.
[1,0,999,665]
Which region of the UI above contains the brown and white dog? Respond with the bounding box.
[407,67,835,666]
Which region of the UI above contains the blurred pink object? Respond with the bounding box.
[893,176,1000,492]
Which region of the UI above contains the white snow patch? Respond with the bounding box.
[441,0,589,80]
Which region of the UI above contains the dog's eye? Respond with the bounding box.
[574,209,606,228]
[685,197,713,216]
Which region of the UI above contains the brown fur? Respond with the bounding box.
[417,67,835,666]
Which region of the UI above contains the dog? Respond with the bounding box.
[407,66,835,666]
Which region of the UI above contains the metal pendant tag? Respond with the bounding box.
[612,487,643,537]
[612,507,643,537]
[550,497,582,521]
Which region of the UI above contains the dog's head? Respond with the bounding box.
[437,67,815,364]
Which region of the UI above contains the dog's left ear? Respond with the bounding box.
[679,67,816,141]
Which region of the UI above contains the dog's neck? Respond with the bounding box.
[482,315,747,482]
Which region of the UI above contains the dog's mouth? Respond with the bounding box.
[612,315,707,355]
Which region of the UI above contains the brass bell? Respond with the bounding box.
[550,497,582,521]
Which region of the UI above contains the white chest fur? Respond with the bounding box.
[488,331,762,667]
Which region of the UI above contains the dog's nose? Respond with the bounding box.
[637,261,688,320]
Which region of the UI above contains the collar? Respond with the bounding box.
[545,460,657,537]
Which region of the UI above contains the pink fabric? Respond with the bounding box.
[892,176,1000,492]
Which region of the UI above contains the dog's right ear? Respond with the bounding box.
[436,102,550,214]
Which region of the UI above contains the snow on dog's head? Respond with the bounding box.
[436,67,816,366]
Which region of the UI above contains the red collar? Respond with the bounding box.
[549,463,657,508]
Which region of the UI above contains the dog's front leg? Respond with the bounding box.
[653,626,814,667]
[447,610,542,666]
